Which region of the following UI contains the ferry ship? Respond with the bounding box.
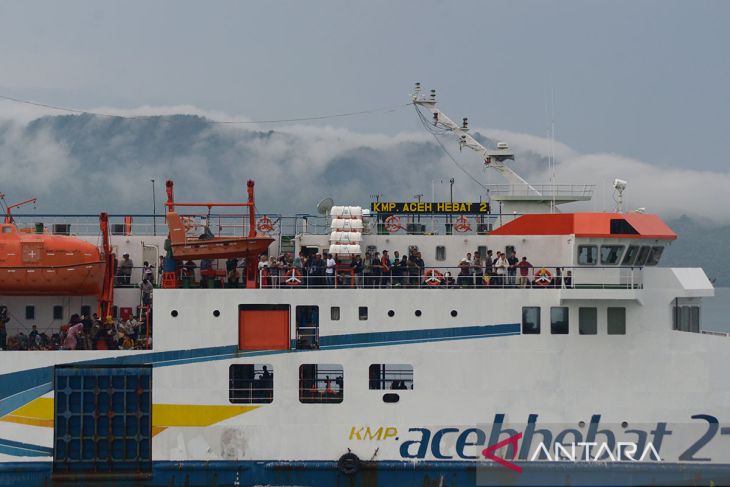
[0,87,725,486]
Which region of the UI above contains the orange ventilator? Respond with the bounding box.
[423,269,444,286]
[284,269,303,286]
[534,268,553,287]
[384,215,402,233]
[454,215,471,232]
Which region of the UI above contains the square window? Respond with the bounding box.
[53,305,64,320]
[579,307,598,335]
[369,364,413,390]
[607,307,626,335]
[435,246,446,261]
[25,305,35,320]
[550,307,569,334]
[359,306,368,321]
[330,306,340,321]
[299,364,343,404]
[80,305,91,317]
[229,364,273,404]
[522,307,540,334]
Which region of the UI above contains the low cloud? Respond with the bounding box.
[0,105,727,224]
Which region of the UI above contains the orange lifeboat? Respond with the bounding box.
[164,180,274,261]
[0,224,104,296]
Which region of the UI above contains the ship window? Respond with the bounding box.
[550,307,569,334]
[2,226,11,233]
[229,364,273,404]
[25,305,35,320]
[330,306,340,321]
[610,219,639,235]
[359,306,368,320]
[600,245,625,265]
[369,364,413,390]
[673,300,701,333]
[477,246,488,261]
[634,246,651,266]
[577,245,598,265]
[80,305,91,317]
[435,246,446,261]
[621,245,639,266]
[299,364,343,404]
[53,305,64,320]
[522,307,540,334]
[579,307,598,335]
[296,306,319,350]
[607,307,626,335]
[646,246,664,266]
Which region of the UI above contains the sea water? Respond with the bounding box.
[703,287,730,333]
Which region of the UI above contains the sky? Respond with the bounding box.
[0,0,728,220]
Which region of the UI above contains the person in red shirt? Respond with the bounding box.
[380,250,391,287]
[517,256,533,288]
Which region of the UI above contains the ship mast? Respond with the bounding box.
[411,83,540,195]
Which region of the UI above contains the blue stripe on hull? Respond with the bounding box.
[0,323,520,417]
[2,460,730,486]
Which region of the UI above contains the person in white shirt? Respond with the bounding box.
[326,254,336,288]
[494,251,509,287]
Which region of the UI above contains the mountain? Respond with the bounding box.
[0,113,727,285]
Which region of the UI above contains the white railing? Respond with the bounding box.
[486,184,595,199]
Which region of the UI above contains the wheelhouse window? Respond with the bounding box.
[607,307,626,335]
[522,307,540,334]
[577,245,598,265]
[600,245,625,265]
[622,245,639,266]
[229,364,273,404]
[634,246,651,266]
[579,307,598,335]
[646,246,664,266]
[550,307,569,334]
[299,364,343,404]
[369,364,413,390]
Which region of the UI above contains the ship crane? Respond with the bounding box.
[411,83,541,196]
[0,193,37,224]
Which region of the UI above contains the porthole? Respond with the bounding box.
[621,421,629,428]
[213,310,221,317]
[450,310,458,317]
[579,421,586,428]
[383,393,400,403]
[388,310,395,317]
[415,310,422,317]
[171,310,178,317]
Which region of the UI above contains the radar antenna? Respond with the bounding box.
[411,83,540,196]
[316,197,335,216]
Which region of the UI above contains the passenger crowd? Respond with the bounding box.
[251,248,572,289]
[0,307,151,351]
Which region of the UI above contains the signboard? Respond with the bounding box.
[370,201,490,214]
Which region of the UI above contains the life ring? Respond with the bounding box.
[454,215,471,233]
[337,452,360,476]
[256,216,274,233]
[423,269,443,286]
[384,215,402,233]
[534,268,553,286]
[284,269,302,286]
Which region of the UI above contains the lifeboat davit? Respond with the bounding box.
[164,179,274,261]
[0,223,104,296]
